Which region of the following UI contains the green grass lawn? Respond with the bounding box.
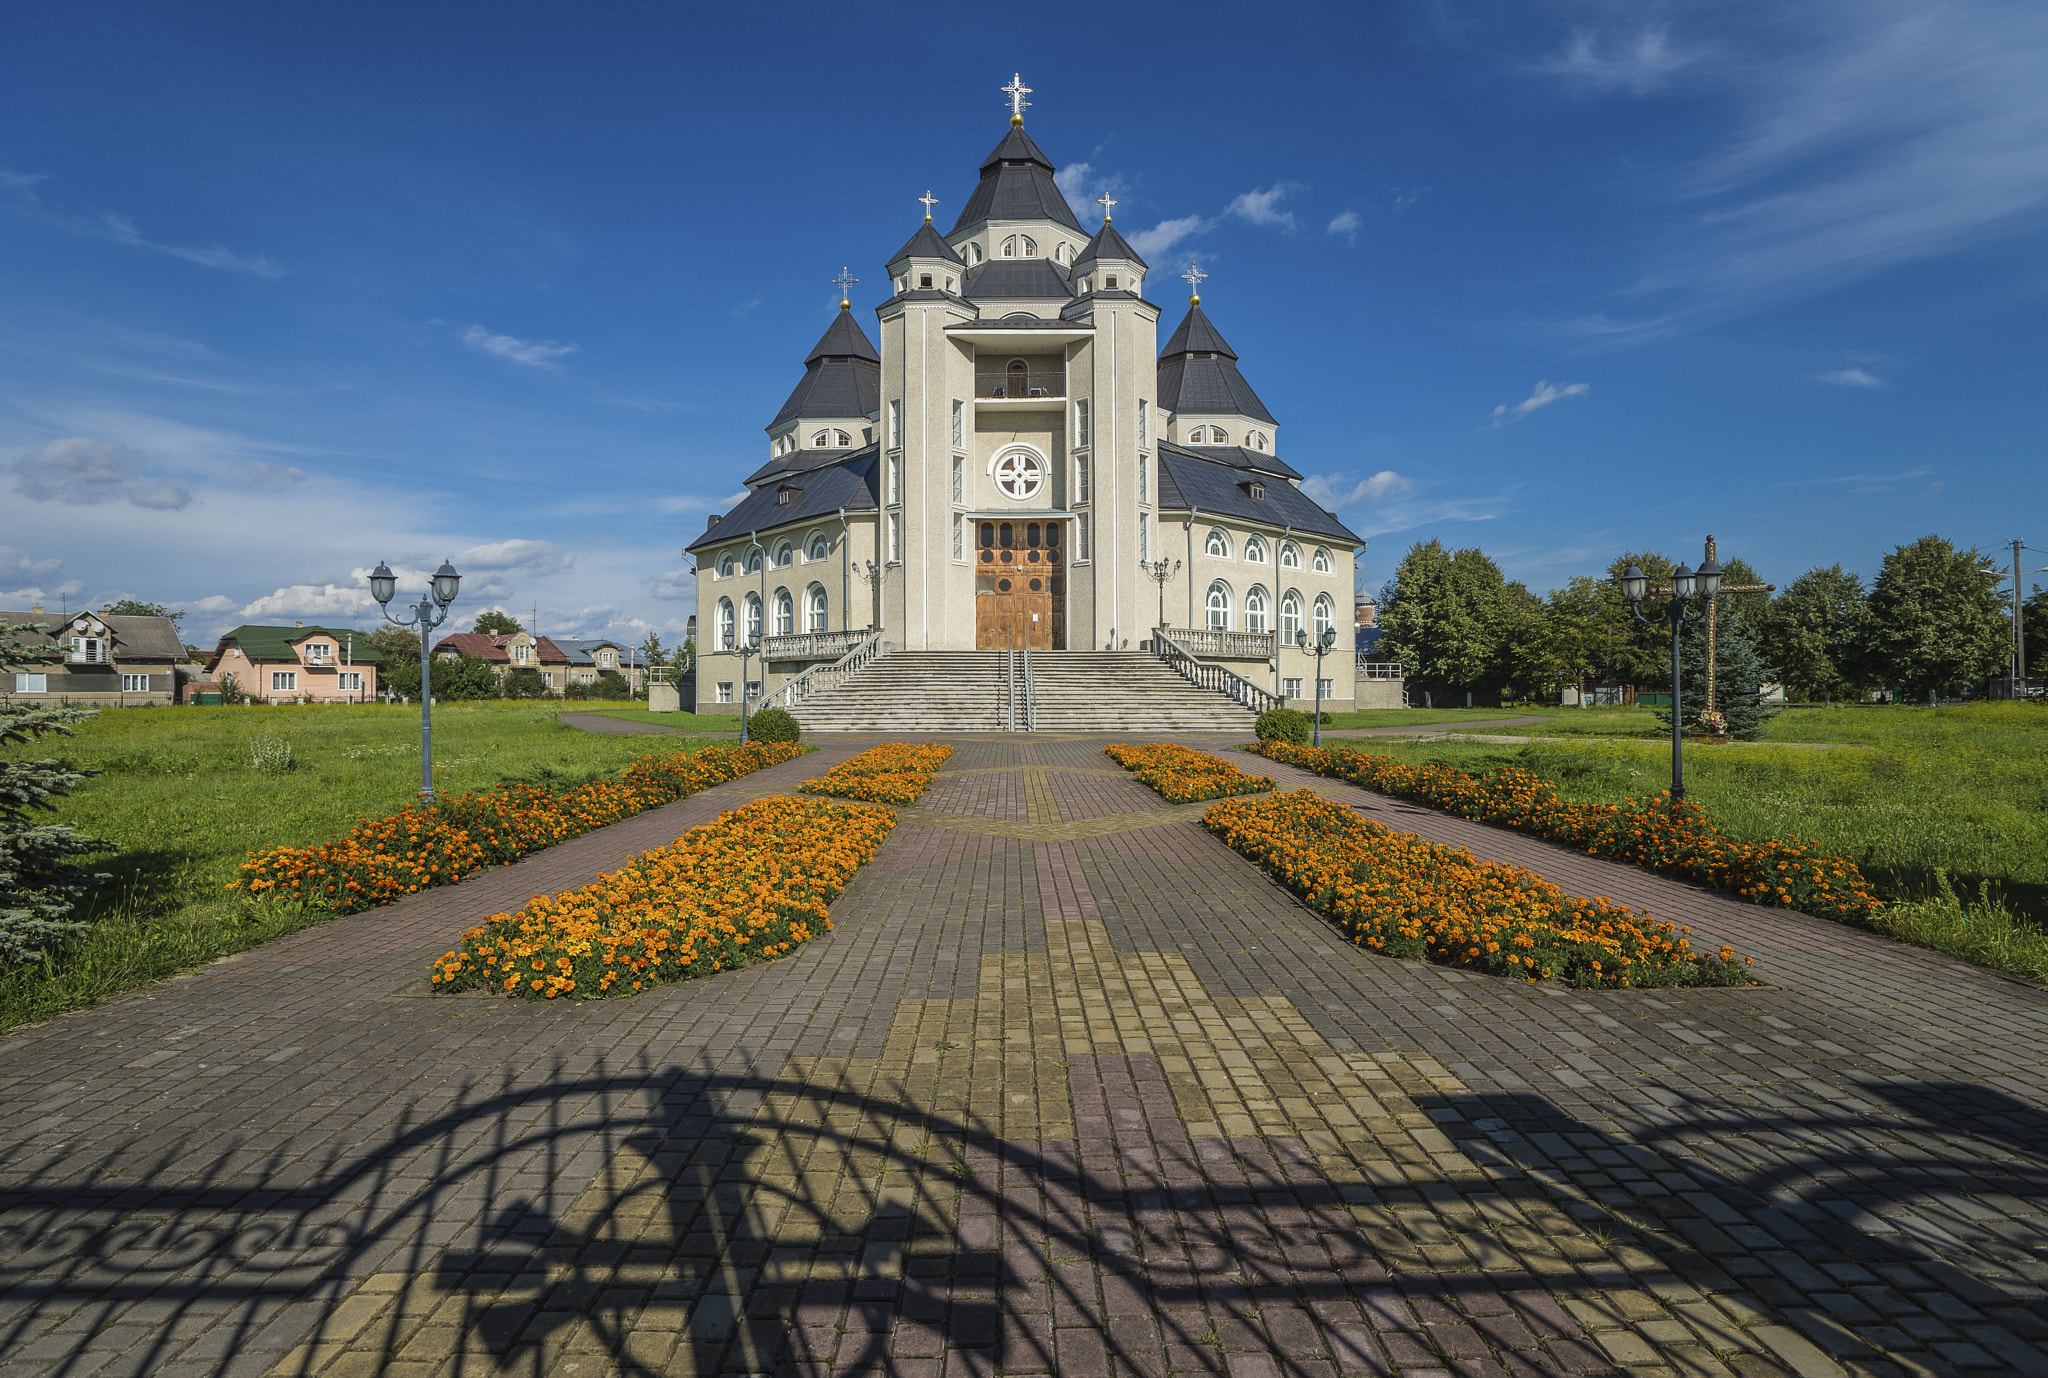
[1446,706,1665,737]
[1325,701,2048,980]
[1,702,734,1031]
[554,705,739,732]
[1318,706,1561,731]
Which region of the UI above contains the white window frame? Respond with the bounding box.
[1313,546,1334,574]
[774,539,794,567]
[271,671,298,692]
[717,598,735,651]
[1073,398,1090,450]
[1206,582,1231,632]
[1138,398,1149,449]
[887,456,902,507]
[717,681,734,703]
[806,531,830,561]
[1245,586,1270,635]
[888,512,902,563]
[1205,528,1230,559]
[1137,454,1148,505]
[1283,676,1304,699]
[1073,454,1090,505]
[1075,512,1092,563]
[1318,677,1335,699]
[1138,512,1149,563]
[1313,594,1335,639]
[1280,591,1304,643]
[952,512,965,562]
[718,552,736,578]
[774,589,795,637]
[302,642,329,662]
[952,454,964,504]
[745,593,763,641]
[1244,536,1268,565]
[952,399,964,450]
[13,673,46,693]
[888,399,902,451]
[338,671,364,692]
[1280,541,1302,570]
[806,584,828,633]
[121,673,150,693]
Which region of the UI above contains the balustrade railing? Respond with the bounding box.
[757,630,883,714]
[1154,634,1285,716]
[1356,658,1405,680]
[975,371,1066,400]
[1159,625,1276,659]
[761,628,872,662]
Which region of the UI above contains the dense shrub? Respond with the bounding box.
[1249,739,1880,925]
[432,794,892,1000]
[1206,790,1750,988]
[1256,707,1310,743]
[747,707,801,743]
[502,667,551,700]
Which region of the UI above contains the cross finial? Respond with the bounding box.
[917,190,938,222]
[832,266,858,308]
[1181,261,1207,305]
[1002,73,1032,126]
[1096,191,1117,223]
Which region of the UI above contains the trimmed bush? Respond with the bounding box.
[748,707,801,744]
[1255,707,1311,744]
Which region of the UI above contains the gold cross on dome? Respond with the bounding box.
[1002,73,1032,121]
[1097,192,1117,222]
[1181,261,1207,304]
[917,190,938,221]
[832,267,858,306]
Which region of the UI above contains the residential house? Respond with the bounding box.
[2,607,184,705]
[206,624,381,703]
[431,631,578,692]
[551,638,645,692]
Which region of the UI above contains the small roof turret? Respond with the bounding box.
[889,218,965,269]
[771,301,880,430]
[950,75,1082,234]
[1157,279,1276,426]
[1073,217,1147,271]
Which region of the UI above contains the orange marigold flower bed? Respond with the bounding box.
[1105,742,1275,804]
[230,740,806,914]
[1206,791,1751,988]
[799,742,954,805]
[430,794,892,1000]
[1247,739,1881,926]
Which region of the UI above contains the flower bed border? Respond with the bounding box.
[231,741,809,914]
[1247,739,1879,925]
[1105,742,1275,804]
[430,793,893,1000]
[800,743,954,805]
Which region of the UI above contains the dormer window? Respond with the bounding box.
[945,277,955,292]
[1248,430,1270,452]
[811,430,828,447]
[778,489,792,506]
[1248,482,1266,501]
[1000,235,1037,259]
[835,429,851,446]
[919,273,933,289]
[1105,275,1118,291]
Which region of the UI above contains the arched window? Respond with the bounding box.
[1313,546,1333,574]
[811,431,828,447]
[1244,536,1268,564]
[773,539,793,567]
[774,589,794,637]
[1209,427,1230,445]
[1055,242,1070,265]
[806,531,829,561]
[1001,236,1016,257]
[717,552,736,578]
[717,598,735,651]
[1206,582,1232,631]
[745,548,763,574]
[1020,235,1037,258]
[1245,586,1270,635]
[1280,591,1304,643]
[1204,528,1230,559]
[970,241,984,264]
[1313,594,1335,640]
[836,430,852,446]
[744,593,763,641]
[1248,430,1270,452]
[1279,541,1302,570]
[806,584,828,633]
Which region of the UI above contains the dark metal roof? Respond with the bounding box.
[687,452,880,553]
[1157,303,1276,423]
[1073,220,1147,270]
[207,625,387,666]
[946,316,1085,330]
[804,307,880,364]
[889,220,965,267]
[1154,445,1359,545]
[769,310,880,430]
[962,258,1075,302]
[742,439,878,488]
[1159,304,1237,359]
[1183,444,1301,482]
[951,126,1083,233]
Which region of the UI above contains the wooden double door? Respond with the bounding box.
[975,518,1066,650]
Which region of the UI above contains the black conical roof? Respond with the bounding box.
[888,219,965,267]
[804,307,880,365]
[950,124,1082,233]
[1156,304,1273,424]
[1159,304,1237,360]
[1074,219,1147,270]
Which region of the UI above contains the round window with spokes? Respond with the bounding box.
[992,450,1044,501]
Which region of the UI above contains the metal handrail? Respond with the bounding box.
[976,371,1066,399]
[1154,631,1284,715]
[1160,625,1276,659]
[1355,657,1405,680]
[1004,648,1017,731]
[758,629,883,713]
[1021,646,1036,732]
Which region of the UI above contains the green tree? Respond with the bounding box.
[502,667,551,699]
[1378,541,1519,701]
[1601,551,1679,686]
[2025,583,2048,682]
[1761,565,1870,702]
[472,609,523,636]
[368,626,423,699]
[1860,536,2008,698]
[98,599,185,634]
[430,654,504,702]
[1655,603,1779,740]
[637,631,666,670]
[0,618,111,963]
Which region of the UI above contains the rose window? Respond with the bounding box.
[993,452,1043,501]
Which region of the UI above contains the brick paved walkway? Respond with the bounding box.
[1,735,2044,1378]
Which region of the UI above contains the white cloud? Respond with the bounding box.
[1489,380,1590,426]
[1818,367,1884,388]
[245,460,307,486]
[459,324,580,370]
[1327,211,1362,242]
[1534,25,1703,94]
[1224,183,1300,231]
[188,594,239,613]
[648,568,695,601]
[456,538,575,575]
[732,297,763,319]
[1128,216,1210,263]
[1391,187,1430,215]
[10,436,192,510]
[1302,470,1414,509]
[97,213,288,279]
[1055,161,1131,223]
[240,582,375,621]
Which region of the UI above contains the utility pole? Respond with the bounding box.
[2013,538,2027,694]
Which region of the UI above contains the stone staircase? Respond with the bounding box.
[788,650,1256,733]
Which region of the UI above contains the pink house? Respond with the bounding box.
[205,623,381,704]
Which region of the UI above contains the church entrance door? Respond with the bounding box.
[975,519,1064,650]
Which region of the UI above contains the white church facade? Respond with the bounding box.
[688,79,1362,716]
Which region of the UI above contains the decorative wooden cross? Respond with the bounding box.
[1096,192,1117,222]
[1002,73,1032,120]
[917,190,938,222]
[832,267,858,306]
[1651,533,1773,713]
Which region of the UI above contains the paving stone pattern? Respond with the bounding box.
[1,735,2044,1378]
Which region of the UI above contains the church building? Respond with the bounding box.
[688,78,1362,717]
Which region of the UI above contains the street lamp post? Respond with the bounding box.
[737,634,761,745]
[1296,626,1338,747]
[369,559,461,800]
[1619,557,1720,804]
[1140,557,1180,643]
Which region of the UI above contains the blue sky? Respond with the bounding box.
[4,1,2045,646]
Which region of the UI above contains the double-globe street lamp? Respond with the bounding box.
[369,558,461,801]
[1619,557,1720,804]
[1140,557,1181,641]
[737,633,762,745]
[1295,626,1338,747]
